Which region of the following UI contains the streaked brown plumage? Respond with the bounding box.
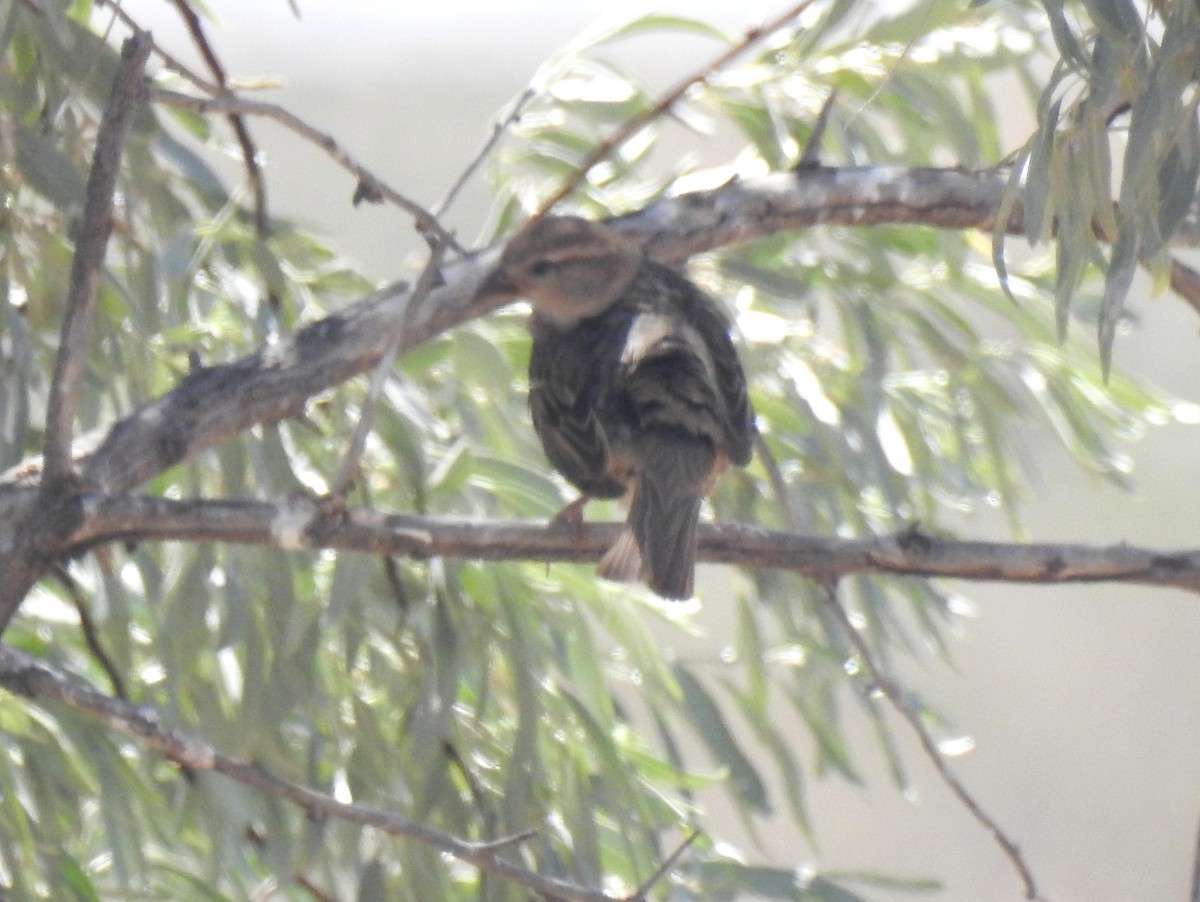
[477,215,755,599]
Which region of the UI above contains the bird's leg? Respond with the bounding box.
[550,494,590,530]
[547,497,590,582]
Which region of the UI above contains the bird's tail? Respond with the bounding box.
[598,432,711,600]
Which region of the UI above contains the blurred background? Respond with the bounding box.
[112,1,1200,899]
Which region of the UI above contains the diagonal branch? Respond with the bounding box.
[434,87,536,220]
[328,239,448,498]
[0,644,616,902]
[42,32,152,482]
[818,582,1045,901]
[166,0,269,236]
[102,1,221,94]
[149,88,461,251]
[537,0,819,214]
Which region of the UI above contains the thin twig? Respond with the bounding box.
[434,87,536,220]
[167,0,269,236]
[536,0,818,215]
[795,89,838,168]
[42,32,153,482]
[150,88,463,252]
[625,829,701,901]
[474,829,539,853]
[754,431,798,531]
[293,874,334,902]
[1190,801,1200,902]
[327,239,448,499]
[817,582,1045,902]
[0,643,617,902]
[102,1,222,94]
[444,740,496,831]
[51,564,126,700]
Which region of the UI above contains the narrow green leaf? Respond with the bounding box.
[1098,223,1139,378]
[673,665,769,814]
[802,875,883,901]
[14,128,86,209]
[735,597,767,711]
[1119,88,1162,214]
[355,858,388,902]
[1082,0,1143,37]
[723,678,811,835]
[1157,122,1200,245]
[585,12,729,48]
[787,684,860,781]
[1023,97,1060,245]
[1044,1,1092,70]
[1053,211,1087,341]
[992,147,1028,304]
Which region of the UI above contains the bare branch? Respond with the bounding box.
[818,582,1046,901]
[42,32,152,482]
[50,564,126,700]
[328,239,448,499]
[102,1,222,93]
[434,87,536,220]
[166,0,269,236]
[0,644,617,902]
[58,494,1200,594]
[537,0,820,214]
[149,88,462,251]
[627,829,701,901]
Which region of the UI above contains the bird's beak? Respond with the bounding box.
[473,265,520,304]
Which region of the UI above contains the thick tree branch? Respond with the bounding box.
[0,644,618,902]
[1170,257,1200,319]
[43,33,152,481]
[1,33,153,631]
[55,494,1200,594]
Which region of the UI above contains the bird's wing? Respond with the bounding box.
[618,312,726,444]
[528,317,627,498]
[640,265,757,465]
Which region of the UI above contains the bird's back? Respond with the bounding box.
[528,302,633,498]
[615,261,755,468]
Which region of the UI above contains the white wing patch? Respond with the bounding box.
[621,313,717,379]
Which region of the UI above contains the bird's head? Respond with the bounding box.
[474,216,642,326]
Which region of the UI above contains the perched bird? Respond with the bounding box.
[476,215,755,599]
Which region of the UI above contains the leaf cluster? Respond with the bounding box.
[1015,0,1200,371]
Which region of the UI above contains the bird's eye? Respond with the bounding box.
[528,259,556,278]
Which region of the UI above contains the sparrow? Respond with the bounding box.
[476,215,755,599]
